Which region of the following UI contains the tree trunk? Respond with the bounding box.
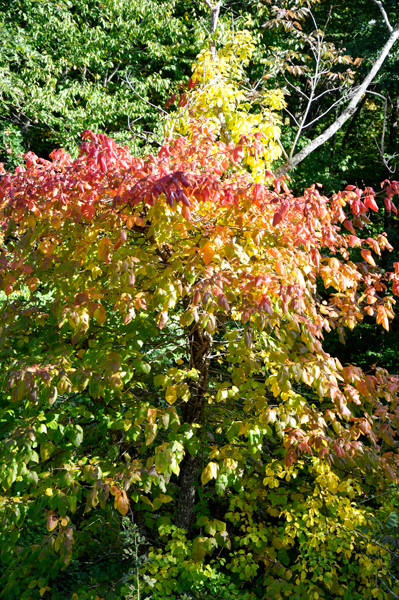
[275,23,399,177]
[175,323,211,531]
[175,454,201,530]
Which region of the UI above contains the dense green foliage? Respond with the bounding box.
[0,0,207,166]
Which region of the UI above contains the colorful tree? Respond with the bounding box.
[2,28,399,600]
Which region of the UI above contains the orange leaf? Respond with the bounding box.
[200,242,215,265]
[114,490,129,516]
[98,237,112,263]
[275,260,286,277]
[157,310,169,330]
[361,249,376,266]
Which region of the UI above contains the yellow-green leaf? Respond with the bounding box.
[165,385,177,405]
[40,441,54,461]
[145,423,157,445]
[159,494,173,504]
[201,461,219,485]
[94,304,106,325]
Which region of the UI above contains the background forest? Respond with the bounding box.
[1,1,399,599]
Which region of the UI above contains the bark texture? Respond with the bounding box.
[175,454,201,531]
[175,324,211,531]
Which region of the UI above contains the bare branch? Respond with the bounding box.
[288,5,325,157]
[357,488,398,504]
[283,107,300,128]
[354,529,399,558]
[201,0,213,9]
[275,22,399,177]
[378,577,399,599]
[124,72,167,115]
[370,91,398,173]
[283,76,310,101]
[127,116,162,147]
[104,62,121,86]
[313,84,349,103]
[371,0,393,33]
[301,90,354,129]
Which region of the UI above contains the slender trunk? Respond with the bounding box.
[275,23,399,177]
[175,324,211,531]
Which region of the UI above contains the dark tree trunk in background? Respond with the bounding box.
[175,454,201,531]
[175,324,211,531]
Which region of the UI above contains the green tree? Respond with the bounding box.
[0,0,207,167]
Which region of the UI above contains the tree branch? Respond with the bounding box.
[124,72,167,115]
[371,0,393,33]
[275,22,399,177]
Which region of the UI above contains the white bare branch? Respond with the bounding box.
[301,90,354,129]
[283,76,310,101]
[125,72,168,115]
[283,107,300,128]
[275,22,399,177]
[371,0,393,33]
[313,84,349,102]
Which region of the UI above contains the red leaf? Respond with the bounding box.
[364,195,378,212]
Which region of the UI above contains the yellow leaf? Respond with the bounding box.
[200,242,215,265]
[40,587,51,597]
[201,461,219,485]
[159,494,173,503]
[165,385,177,405]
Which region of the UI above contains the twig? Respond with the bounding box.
[378,576,399,599]
[125,72,167,115]
[127,116,162,147]
[357,488,399,505]
[354,529,399,558]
